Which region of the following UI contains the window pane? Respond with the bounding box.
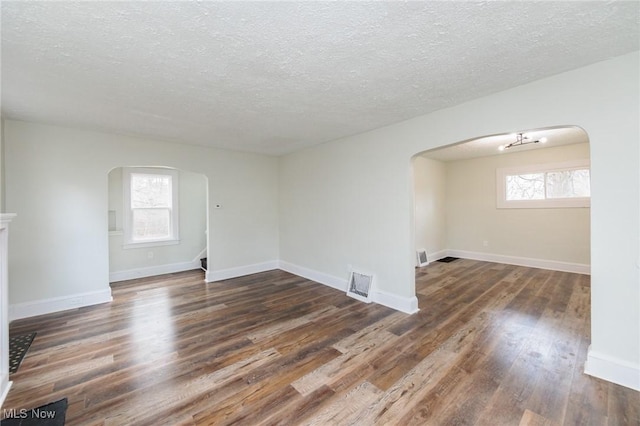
[132,209,170,240]
[506,174,545,200]
[131,174,171,208]
[546,169,590,199]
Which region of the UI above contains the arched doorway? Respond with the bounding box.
[410,125,591,307]
[107,166,208,282]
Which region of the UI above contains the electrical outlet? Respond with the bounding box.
[483,240,489,247]
[147,251,154,259]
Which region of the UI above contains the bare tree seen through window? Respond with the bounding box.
[506,168,590,201]
[546,169,590,198]
[131,174,172,241]
[506,173,544,200]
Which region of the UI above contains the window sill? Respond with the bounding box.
[123,239,180,250]
[497,198,590,209]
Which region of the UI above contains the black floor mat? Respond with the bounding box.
[437,257,459,263]
[9,332,36,374]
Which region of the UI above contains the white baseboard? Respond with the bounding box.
[278,261,347,291]
[9,288,113,321]
[427,250,448,264]
[205,260,279,282]
[278,261,419,314]
[446,249,590,275]
[372,289,419,314]
[8,251,589,321]
[110,260,201,283]
[585,346,640,391]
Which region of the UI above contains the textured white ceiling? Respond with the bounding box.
[1,2,638,155]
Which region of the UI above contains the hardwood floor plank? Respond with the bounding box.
[608,381,640,425]
[518,409,559,426]
[302,381,384,425]
[194,344,342,419]
[83,348,282,425]
[291,329,398,396]
[246,305,338,344]
[265,384,336,425]
[354,347,461,425]
[474,308,568,425]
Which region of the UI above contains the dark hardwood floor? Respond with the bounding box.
[3,260,639,425]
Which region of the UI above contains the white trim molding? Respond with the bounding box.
[446,249,590,275]
[585,346,640,391]
[0,213,17,408]
[110,259,201,282]
[205,260,279,283]
[372,289,419,314]
[427,250,448,263]
[279,261,419,314]
[278,261,347,291]
[9,289,113,321]
[8,252,589,322]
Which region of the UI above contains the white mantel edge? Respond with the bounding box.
[0,213,16,408]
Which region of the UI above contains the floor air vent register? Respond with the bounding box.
[346,271,374,303]
[416,249,428,267]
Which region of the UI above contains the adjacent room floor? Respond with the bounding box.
[3,260,638,425]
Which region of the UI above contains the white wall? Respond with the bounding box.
[412,156,446,259]
[4,120,279,316]
[445,143,590,267]
[108,167,207,278]
[279,138,416,303]
[279,52,639,389]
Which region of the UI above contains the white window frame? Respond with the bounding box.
[497,159,590,209]
[123,167,179,249]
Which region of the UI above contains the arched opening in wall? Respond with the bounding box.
[107,166,209,283]
[410,125,591,309]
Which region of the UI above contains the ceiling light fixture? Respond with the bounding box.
[499,133,547,151]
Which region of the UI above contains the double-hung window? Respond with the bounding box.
[123,168,179,247]
[497,160,590,208]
